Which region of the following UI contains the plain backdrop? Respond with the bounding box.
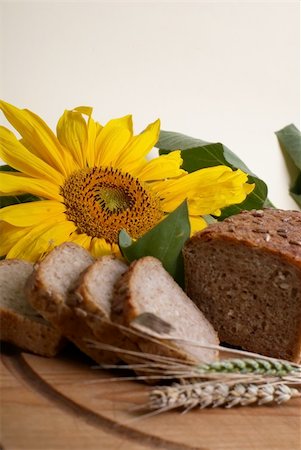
[0,1,300,209]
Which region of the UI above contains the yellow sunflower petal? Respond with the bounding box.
[0,172,62,201]
[57,106,103,168]
[69,107,103,129]
[187,171,255,216]
[134,151,185,182]
[0,222,32,257]
[95,121,103,136]
[0,126,65,185]
[90,237,113,258]
[189,216,207,235]
[116,119,160,169]
[0,200,65,227]
[159,166,254,216]
[73,106,93,116]
[244,182,255,195]
[111,242,122,259]
[158,165,232,196]
[69,232,92,250]
[6,216,76,262]
[0,100,74,177]
[86,116,97,167]
[94,115,133,167]
[57,109,88,167]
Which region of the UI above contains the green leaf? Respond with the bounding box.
[157,131,209,151]
[119,200,190,286]
[0,193,40,208]
[290,192,301,208]
[157,132,252,173]
[275,124,301,171]
[157,130,271,217]
[0,165,41,208]
[263,198,275,208]
[290,172,301,208]
[275,124,301,208]
[0,165,18,173]
[203,215,217,225]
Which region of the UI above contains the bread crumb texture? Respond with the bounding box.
[184,209,301,362]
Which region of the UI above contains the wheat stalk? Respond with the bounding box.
[87,332,301,413]
[89,336,301,388]
[87,317,301,371]
[89,344,301,383]
[86,317,301,413]
[148,381,301,412]
[197,358,300,376]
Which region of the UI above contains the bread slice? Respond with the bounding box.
[68,256,128,319]
[67,256,139,362]
[26,242,115,364]
[0,259,64,357]
[183,208,301,362]
[112,256,219,364]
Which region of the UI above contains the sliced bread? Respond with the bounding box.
[112,256,219,364]
[68,255,128,318]
[26,242,115,364]
[67,256,140,362]
[0,259,64,357]
[183,208,301,362]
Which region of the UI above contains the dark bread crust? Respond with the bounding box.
[190,208,301,264]
[68,261,107,315]
[0,308,65,357]
[183,208,301,362]
[111,259,140,322]
[0,259,65,356]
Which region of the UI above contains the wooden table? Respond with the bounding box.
[1,345,300,450]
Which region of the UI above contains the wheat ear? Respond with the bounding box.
[149,382,301,411]
[197,358,300,376]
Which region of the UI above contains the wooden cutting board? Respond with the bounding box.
[1,345,300,450]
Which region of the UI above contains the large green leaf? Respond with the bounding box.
[276,124,301,208]
[157,130,270,218]
[0,165,40,208]
[119,200,190,286]
[275,124,301,171]
[157,131,210,152]
[157,131,253,173]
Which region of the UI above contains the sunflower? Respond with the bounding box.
[0,101,254,262]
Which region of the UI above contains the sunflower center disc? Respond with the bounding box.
[61,167,164,244]
[95,186,132,213]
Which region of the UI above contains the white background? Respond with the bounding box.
[0,1,300,209]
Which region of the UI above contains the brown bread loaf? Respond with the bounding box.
[183,208,301,362]
[0,259,64,356]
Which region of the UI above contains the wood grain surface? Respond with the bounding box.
[1,344,300,450]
